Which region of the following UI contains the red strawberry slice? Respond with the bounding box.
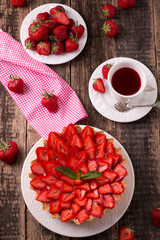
[96,143,105,159]
[98,183,113,194]
[49,200,61,214]
[54,180,63,188]
[46,186,61,200]
[91,204,104,218]
[93,78,105,93]
[52,166,62,179]
[60,192,76,203]
[68,133,83,149]
[30,176,46,190]
[97,160,109,173]
[76,209,90,224]
[55,139,69,155]
[58,157,67,167]
[95,134,106,145]
[31,162,45,176]
[94,194,104,205]
[87,189,99,199]
[60,175,75,186]
[74,197,88,206]
[55,11,70,26]
[36,147,50,162]
[67,155,79,169]
[89,180,98,190]
[78,182,91,191]
[113,164,127,181]
[62,182,74,192]
[47,132,62,149]
[48,149,65,161]
[42,160,59,175]
[68,146,80,157]
[111,182,124,194]
[41,175,57,186]
[103,156,113,170]
[106,142,114,154]
[84,198,93,212]
[108,153,122,167]
[80,162,88,173]
[75,189,86,200]
[62,123,77,141]
[74,150,88,170]
[103,171,118,183]
[59,200,72,209]
[83,135,95,150]
[61,209,75,222]
[103,194,115,208]
[85,147,96,160]
[96,175,110,186]
[72,203,82,215]
[80,125,94,139]
[88,160,98,171]
[74,179,83,185]
[37,189,51,203]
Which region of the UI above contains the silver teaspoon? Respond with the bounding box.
[114,101,160,112]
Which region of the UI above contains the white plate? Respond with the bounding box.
[20,3,87,65]
[21,125,135,237]
[89,57,158,123]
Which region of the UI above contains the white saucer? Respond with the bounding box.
[20,3,87,65]
[88,57,158,123]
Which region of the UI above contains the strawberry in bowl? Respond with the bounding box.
[29,124,128,224]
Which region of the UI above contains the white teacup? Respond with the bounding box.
[108,61,147,103]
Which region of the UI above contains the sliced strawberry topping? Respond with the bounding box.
[111,181,124,194]
[62,123,77,141]
[84,198,93,212]
[88,160,98,171]
[49,200,61,213]
[85,147,96,160]
[74,197,88,206]
[62,182,74,192]
[86,189,99,199]
[60,192,76,203]
[103,171,118,183]
[83,135,95,150]
[79,162,88,173]
[60,175,75,186]
[96,143,105,159]
[55,139,69,155]
[61,209,75,222]
[48,149,65,160]
[52,166,62,179]
[94,194,103,205]
[76,209,90,224]
[89,180,98,190]
[54,179,63,188]
[95,134,106,145]
[98,183,113,194]
[103,156,113,170]
[59,200,72,209]
[68,133,83,149]
[67,155,79,169]
[41,175,57,186]
[36,147,50,162]
[74,150,88,169]
[80,125,94,139]
[37,189,50,203]
[58,157,67,167]
[74,179,83,185]
[47,132,62,149]
[30,176,46,190]
[96,175,110,186]
[42,160,59,175]
[106,142,115,154]
[75,189,86,200]
[91,204,104,218]
[97,160,109,173]
[77,182,91,191]
[113,164,127,181]
[108,153,122,167]
[31,162,45,176]
[72,203,82,215]
[46,186,61,200]
[68,146,80,156]
[103,194,115,208]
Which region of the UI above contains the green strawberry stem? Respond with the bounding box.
[10,74,19,82]
[102,22,111,34]
[42,89,54,99]
[102,9,110,17]
[71,32,79,44]
[0,141,11,152]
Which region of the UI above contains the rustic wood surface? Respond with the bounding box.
[0,0,160,239]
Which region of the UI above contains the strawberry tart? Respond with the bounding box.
[29,124,127,224]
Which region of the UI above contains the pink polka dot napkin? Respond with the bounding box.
[0,30,87,139]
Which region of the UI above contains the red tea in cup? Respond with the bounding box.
[111,67,141,96]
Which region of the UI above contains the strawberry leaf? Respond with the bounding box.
[81,171,102,180]
[55,166,78,179]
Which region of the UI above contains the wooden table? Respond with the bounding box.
[0,0,160,239]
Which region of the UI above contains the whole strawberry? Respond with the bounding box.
[41,89,58,113]
[36,12,50,22]
[28,22,49,41]
[118,0,136,8]
[119,227,134,240]
[93,78,105,93]
[0,141,19,164]
[11,0,26,7]
[66,19,75,31]
[50,5,65,17]
[65,36,79,52]
[102,63,113,79]
[152,209,160,227]
[42,19,58,34]
[36,41,51,56]
[102,21,119,37]
[71,22,85,39]
[102,4,117,18]
[8,74,24,94]
[51,41,64,55]
[53,25,68,42]
[24,38,37,50]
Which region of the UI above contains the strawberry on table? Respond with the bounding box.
[118,0,136,8]
[53,25,68,42]
[36,41,51,56]
[0,141,19,164]
[118,226,134,240]
[10,0,26,7]
[102,63,113,79]
[28,22,49,41]
[102,4,117,18]
[8,74,24,94]
[50,5,65,17]
[24,38,37,50]
[152,208,160,227]
[71,22,85,39]
[41,89,58,113]
[102,21,119,37]
[93,78,105,93]
[65,36,79,52]
[36,12,50,22]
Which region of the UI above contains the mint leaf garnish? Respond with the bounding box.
[81,171,102,180]
[55,166,78,180]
